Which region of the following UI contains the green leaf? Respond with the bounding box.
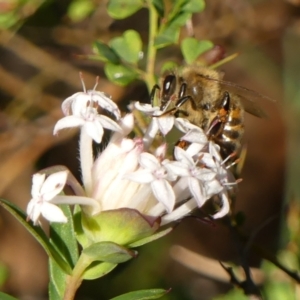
[104,63,138,86]
[155,12,191,48]
[83,261,117,280]
[49,205,79,267]
[182,0,205,13]
[93,41,120,64]
[0,262,8,287]
[49,260,67,300]
[73,206,90,248]
[83,241,137,263]
[81,208,160,246]
[0,292,18,300]
[181,38,214,64]
[152,0,164,17]
[49,205,78,299]
[161,61,178,73]
[107,0,143,19]
[155,26,180,48]
[0,199,72,275]
[110,30,143,64]
[166,0,188,22]
[67,0,95,22]
[110,288,169,300]
[129,227,173,248]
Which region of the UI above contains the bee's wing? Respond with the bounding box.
[200,75,275,118]
[237,94,268,118]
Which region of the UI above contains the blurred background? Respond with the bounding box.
[0,0,299,299]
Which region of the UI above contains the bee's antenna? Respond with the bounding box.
[79,72,86,93]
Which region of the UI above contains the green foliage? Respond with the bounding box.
[0,262,8,288]
[93,41,121,64]
[110,288,169,300]
[0,292,18,300]
[49,205,79,299]
[0,199,72,275]
[154,0,205,48]
[83,241,137,263]
[0,0,44,29]
[104,63,138,86]
[83,261,117,280]
[67,0,95,22]
[110,30,143,65]
[100,0,211,90]
[213,289,248,300]
[107,0,144,19]
[181,38,213,64]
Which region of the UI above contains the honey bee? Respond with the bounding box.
[151,65,270,158]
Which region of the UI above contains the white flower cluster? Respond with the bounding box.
[27,77,237,226]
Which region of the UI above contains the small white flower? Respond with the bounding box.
[53,106,122,143]
[125,151,176,213]
[27,171,68,225]
[135,102,175,135]
[205,142,237,218]
[62,88,121,120]
[165,146,218,207]
[27,170,101,225]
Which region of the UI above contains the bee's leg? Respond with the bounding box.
[150,84,160,106]
[157,95,192,117]
[217,91,230,122]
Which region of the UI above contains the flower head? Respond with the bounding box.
[28,75,239,246]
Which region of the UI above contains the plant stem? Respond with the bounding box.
[63,254,91,300]
[145,0,158,93]
[79,128,93,195]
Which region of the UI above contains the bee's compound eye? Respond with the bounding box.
[162,75,176,101]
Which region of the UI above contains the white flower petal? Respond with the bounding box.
[97,115,122,132]
[40,171,68,201]
[119,113,134,136]
[71,93,91,115]
[175,118,200,133]
[181,128,207,144]
[209,141,222,161]
[157,115,174,135]
[91,91,121,119]
[205,179,223,198]
[31,173,45,198]
[188,177,205,207]
[53,116,85,134]
[139,152,160,170]
[61,92,83,115]
[200,153,217,169]
[163,161,190,177]
[173,146,194,166]
[161,199,198,225]
[84,121,104,143]
[143,119,159,148]
[135,102,159,113]
[27,199,41,225]
[151,179,175,213]
[41,202,68,223]
[194,168,216,181]
[155,143,167,158]
[212,193,230,219]
[124,169,155,183]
